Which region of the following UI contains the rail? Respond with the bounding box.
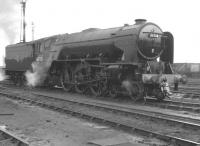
[0,90,199,146]
[0,127,29,146]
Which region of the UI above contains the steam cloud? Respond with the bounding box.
[0,68,8,81]
[0,0,21,44]
[25,61,48,87]
[122,80,135,96]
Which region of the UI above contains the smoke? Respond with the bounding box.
[24,36,58,87]
[121,80,135,96]
[0,56,8,81]
[0,0,21,44]
[0,68,8,81]
[25,61,48,87]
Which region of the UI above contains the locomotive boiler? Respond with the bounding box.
[5,19,180,101]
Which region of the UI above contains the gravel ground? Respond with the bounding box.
[2,85,200,143]
[21,92,200,142]
[0,95,167,146]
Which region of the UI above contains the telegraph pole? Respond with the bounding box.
[20,0,26,43]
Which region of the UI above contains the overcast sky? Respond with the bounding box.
[0,0,200,66]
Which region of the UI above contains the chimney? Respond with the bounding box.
[135,19,147,25]
[124,24,129,27]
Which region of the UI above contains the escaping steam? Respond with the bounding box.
[25,46,55,87]
[0,0,20,44]
[25,61,48,87]
[122,80,135,96]
[0,68,7,81]
[0,56,8,81]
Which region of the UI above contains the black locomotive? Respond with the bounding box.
[5,19,180,101]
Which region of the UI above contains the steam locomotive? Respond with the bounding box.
[5,19,181,101]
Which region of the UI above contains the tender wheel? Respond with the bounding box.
[13,74,24,87]
[60,67,73,92]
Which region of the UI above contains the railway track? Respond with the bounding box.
[171,78,200,99]
[0,89,200,145]
[0,127,28,146]
[145,97,200,113]
[1,83,200,113]
[178,87,200,92]
[31,93,200,128]
[173,87,200,99]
